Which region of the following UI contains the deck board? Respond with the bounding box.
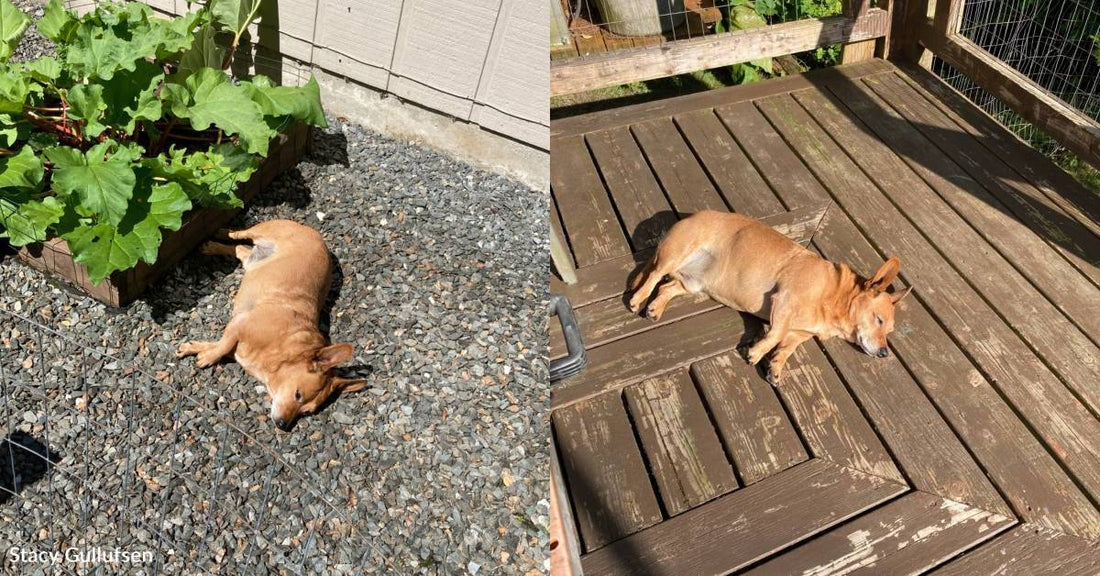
[624,370,739,515]
[581,459,907,576]
[630,118,729,214]
[550,59,1100,574]
[586,128,675,251]
[550,136,631,267]
[691,352,810,485]
[553,392,663,551]
[817,78,1100,343]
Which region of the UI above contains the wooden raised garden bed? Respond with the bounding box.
[16,123,313,307]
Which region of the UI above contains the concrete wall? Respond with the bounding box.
[71,0,549,150]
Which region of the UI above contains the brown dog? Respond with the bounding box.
[177,220,366,430]
[628,211,912,384]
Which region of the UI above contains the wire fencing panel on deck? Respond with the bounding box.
[932,0,1100,168]
[556,0,856,60]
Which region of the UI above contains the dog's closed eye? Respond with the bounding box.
[876,315,884,326]
[294,389,302,402]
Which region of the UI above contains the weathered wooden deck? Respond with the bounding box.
[548,59,1100,575]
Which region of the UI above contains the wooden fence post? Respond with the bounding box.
[887,0,933,65]
[840,0,876,63]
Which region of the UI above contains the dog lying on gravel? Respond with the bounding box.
[629,210,912,384]
[177,220,366,430]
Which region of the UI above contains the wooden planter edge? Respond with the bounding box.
[15,123,313,307]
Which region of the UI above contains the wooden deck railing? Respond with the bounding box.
[550,0,888,97]
[901,0,1100,170]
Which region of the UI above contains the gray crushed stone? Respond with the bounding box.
[1,2,551,574]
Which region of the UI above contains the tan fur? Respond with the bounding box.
[177,220,366,430]
[629,211,912,384]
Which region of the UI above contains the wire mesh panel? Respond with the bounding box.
[932,0,1100,177]
[556,0,862,59]
[0,309,382,574]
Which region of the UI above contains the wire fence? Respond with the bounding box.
[553,0,871,60]
[932,0,1100,180]
[0,307,381,574]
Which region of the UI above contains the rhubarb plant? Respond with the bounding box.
[0,0,326,283]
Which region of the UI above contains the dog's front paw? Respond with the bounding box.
[745,346,768,366]
[766,365,782,386]
[627,293,645,315]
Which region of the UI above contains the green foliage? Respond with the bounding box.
[0,0,329,284]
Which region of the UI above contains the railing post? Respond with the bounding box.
[840,0,876,63]
[888,0,933,66]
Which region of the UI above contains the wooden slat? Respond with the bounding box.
[548,202,829,309]
[866,70,1100,286]
[550,294,716,361]
[674,109,788,218]
[552,308,747,410]
[714,101,826,210]
[550,136,631,267]
[691,352,809,485]
[631,118,729,213]
[726,102,1011,518]
[581,459,907,576]
[806,80,1100,507]
[846,76,1100,410]
[550,58,893,138]
[623,370,739,515]
[919,30,1100,170]
[811,205,1100,537]
[816,78,1100,343]
[553,392,663,551]
[586,128,676,251]
[896,62,1100,239]
[930,524,1100,576]
[775,343,906,484]
[550,194,577,283]
[744,492,1015,576]
[550,9,890,96]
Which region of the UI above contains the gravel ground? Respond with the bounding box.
[1,3,551,573]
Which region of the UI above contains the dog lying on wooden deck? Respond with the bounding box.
[629,211,912,384]
[177,220,366,430]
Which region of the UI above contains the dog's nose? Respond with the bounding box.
[876,348,889,358]
[273,416,290,431]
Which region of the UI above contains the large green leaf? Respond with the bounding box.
[22,55,61,83]
[0,0,30,62]
[37,0,76,44]
[178,24,224,79]
[145,143,254,209]
[208,0,262,37]
[97,61,163,134]
[62,179,190,283]
[67,83,108,137]
[245,75,327,128]
[0,63,27,114]
[0,195,63,246]
[166,68,274,155]
[0,146,44,191]
[66,23,141,81]
[45,141,136,224]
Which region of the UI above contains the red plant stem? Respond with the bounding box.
[154,117,178,154]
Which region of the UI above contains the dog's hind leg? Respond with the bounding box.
[645,277,688,321]
[628,257,666,315]
[201,242,252,264]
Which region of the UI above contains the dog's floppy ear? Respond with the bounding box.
[333,376,368,393]
[313,343,354,372]
[865,257,901,293]
[890,285,913,304]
